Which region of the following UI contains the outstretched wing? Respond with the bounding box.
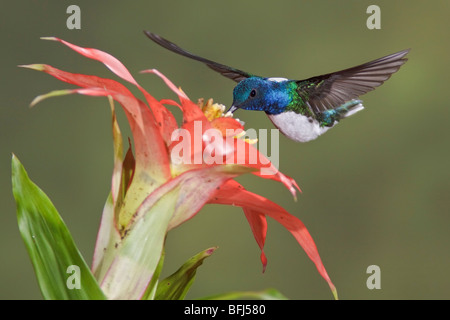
[144,31,254,82]
[296,49,410,114]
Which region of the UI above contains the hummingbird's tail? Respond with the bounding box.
[338,99,364,118]
[318,99,364,127]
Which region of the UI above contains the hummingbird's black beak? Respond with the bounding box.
[227,105,238,114]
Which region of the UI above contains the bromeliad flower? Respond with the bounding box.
[13,37,337,300]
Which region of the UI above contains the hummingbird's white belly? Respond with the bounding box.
[268,111,334,143]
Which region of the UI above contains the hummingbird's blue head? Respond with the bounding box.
[230,77,291,115]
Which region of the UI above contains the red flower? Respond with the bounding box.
[23,38,337,299]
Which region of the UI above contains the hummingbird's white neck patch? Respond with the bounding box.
[267,77,288,83]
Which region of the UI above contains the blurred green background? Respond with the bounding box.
[1,0,449,299]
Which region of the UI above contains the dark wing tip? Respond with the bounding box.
[144,31,191,57]
[144,31,164,45]
[144,31,253,83]
[298,48,411,113]
[143,30,155,39]
[394,48,411,58]
[143,31,167,44]
[395,48,410,65]
[372,48,410,67]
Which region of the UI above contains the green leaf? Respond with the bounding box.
[11,154,106,300]
[155,247,217,300]
[199,288,288,300]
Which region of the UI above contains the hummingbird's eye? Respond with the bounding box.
[249,89,257,98]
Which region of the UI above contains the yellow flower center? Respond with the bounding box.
[198,98,229,121]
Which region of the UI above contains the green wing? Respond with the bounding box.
[145,31,254,82]
[296,49,410,114]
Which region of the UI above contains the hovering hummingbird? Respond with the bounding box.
[144,31,409,142]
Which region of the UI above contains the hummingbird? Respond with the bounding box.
[144,31,409,142]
